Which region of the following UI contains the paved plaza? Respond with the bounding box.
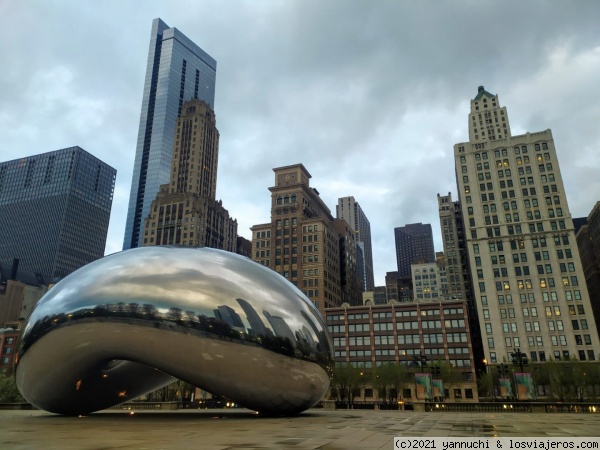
[1,408,599,450]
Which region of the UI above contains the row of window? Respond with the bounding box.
[460,142,549,164]
[477,275,580,293]
[475,236,571,256]
[488,349,595,364]
[480,290,583,308]
[329,309,466,323]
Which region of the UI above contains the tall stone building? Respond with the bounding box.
[411,262,441,301]
[455,86,600,364]
[437,193,474,302]
[336,196,375,291]
[124,18,217,250]
[437,192,482,368]
[331,218,363,307]
[142,99,237,251]
[250,164,361,315]
[394,223,435,277]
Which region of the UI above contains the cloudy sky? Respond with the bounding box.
[2,1,600,286]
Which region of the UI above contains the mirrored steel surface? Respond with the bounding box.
[15,246,333,415]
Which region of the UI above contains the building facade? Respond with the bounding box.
[251,164,363,315]
[385,271,413,303]
[325,301,477,401]
[337,196,375,291]
[0,327,19,374]
[438,192,483,370]
[455,86,600,365]
[124,18,217,250]
[142,99,237,251]
[411,262,440,301]
[331,218,363,306]
[0,147,116,279]
[363,286,388,305]
[576,202,600,340]
[435,252,449,300]
[236,236,252,258]
[437,193,474,302]
[0,260,49,328]
[394,223,435,277]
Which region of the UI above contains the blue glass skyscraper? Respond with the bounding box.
[123,18,217,249]
[0,147,116,279]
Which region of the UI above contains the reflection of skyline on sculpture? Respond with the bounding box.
[16,246,332,415]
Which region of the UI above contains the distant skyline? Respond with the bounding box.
[2,1,600,285]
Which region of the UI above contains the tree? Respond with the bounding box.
[436,360,462,398]
[0,373,24,403]
[477,371,494,400]
[375,363,409,403]
[331,365,363,408]
[539,357,591,402]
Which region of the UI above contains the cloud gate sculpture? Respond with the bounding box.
[15,247,333,415]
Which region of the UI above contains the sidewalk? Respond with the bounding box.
[1,409,599,450]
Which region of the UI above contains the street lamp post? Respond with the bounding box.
[412,353,428,370]
[510,348,528,372]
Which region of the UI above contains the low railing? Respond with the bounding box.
[425,402,533,412]
[425,401,600,413]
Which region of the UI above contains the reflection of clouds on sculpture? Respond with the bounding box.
[16,247,333,415]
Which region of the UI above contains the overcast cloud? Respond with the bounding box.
[1,1,600,286]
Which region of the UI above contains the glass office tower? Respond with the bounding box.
[0,147,116,279]
[123,18,217,249]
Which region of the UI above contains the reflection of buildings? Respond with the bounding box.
[394,223,435,277]
[301,309,323,342]
[455,86,600,364]
[213,305,244,330]
[0,147,116,279]
[142,99,237,251]
[235,298,270,336]
[124,18,217,250]
[250,164,361,316]
[263,311,296,343]
[336,196,374,291]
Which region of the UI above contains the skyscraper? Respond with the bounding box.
[250,164,361,315]
[0,147,116,279]
[123,18,217,250]
[394,223,435,277]
[455,86,600,364]
[336,196,374,291]
[437,193,473,302]
[142,99,237,251]
[576,202,600,341]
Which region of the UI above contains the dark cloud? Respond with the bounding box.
[2,0,600,285]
